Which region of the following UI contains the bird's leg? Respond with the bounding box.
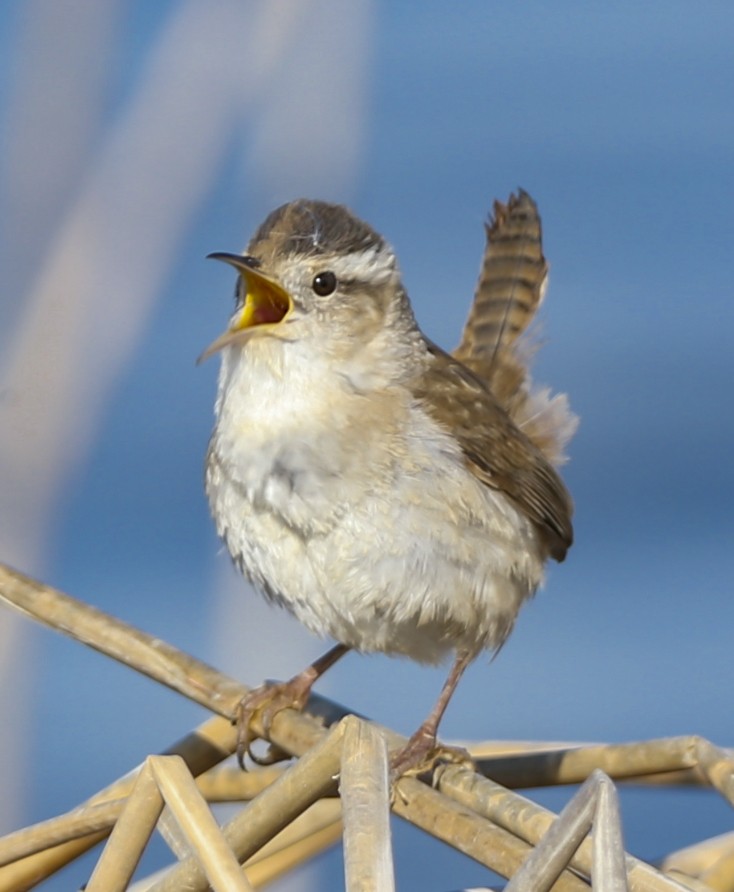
[235,643,350,768]
[390,649,475,778]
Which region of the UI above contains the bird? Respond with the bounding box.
[200,190,576,775]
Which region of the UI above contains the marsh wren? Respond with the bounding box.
[202,191,576,773]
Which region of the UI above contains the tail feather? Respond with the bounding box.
[454,189,547,380]
[453,190,577,465]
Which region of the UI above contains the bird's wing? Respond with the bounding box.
[413,341,574,562]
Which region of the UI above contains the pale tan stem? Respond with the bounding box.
[86,761,164,892]
[436,765,691,892]
[148,720,345,891]
[340,718,394,892]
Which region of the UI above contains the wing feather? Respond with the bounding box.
[414,342,574,561]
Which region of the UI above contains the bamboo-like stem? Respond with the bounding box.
[340,717,394,892]
[0,829,114,892]
[503,770,628,892]
[392,775,591,890]
[659,833,734,892]
[86,756,255,892]
[0,556,346,890]
[243,801,342,888]
[660,833,734,879]
[0,800,124,868]
[150,757,254,892]
[148,720,345,891]
[0,563,244,717]
[694,738,734,805]
[435,765,691,892]
[698,851,734,892]
[0,715,238,891]
[0,562,730,892]
[196,765,287,802]
[85,761,165,892]
[473,738,732,791]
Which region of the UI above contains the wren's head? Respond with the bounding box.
[199,200,422,373]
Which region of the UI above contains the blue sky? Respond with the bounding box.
[1,3,732,889]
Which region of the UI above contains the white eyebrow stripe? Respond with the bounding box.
[328,246,396,284]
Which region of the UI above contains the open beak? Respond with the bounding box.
[197,253,293,364]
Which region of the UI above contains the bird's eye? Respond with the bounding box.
[311,271,337,296]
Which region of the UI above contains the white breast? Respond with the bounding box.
[206,337,545,664]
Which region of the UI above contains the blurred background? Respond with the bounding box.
[0,2,732,889]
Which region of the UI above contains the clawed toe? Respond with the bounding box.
[390,732,474,780]
[233,645,351,769]
[234,681,308,769]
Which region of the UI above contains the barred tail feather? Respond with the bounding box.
[453,190,577,466]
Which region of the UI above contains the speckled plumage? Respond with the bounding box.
[204,196,575,670]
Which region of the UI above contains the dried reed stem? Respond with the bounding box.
[340,717,395,892]
[435,765,692,892]
[661,833,734,892]
[147,720,344,891]
[474,738,734,801]
[243,801,342,887]
[0,714,237,890]
[0,562,729,892]
[0,563,244,716]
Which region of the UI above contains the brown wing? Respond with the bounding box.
[453,189,547,405]
[414,342,573,562]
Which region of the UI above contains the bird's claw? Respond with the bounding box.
[234,681,308,769]
[390,733,474,782]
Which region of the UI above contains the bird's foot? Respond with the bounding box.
[234,677,312,769]
[234,644,350,769]
[390,726,474,780]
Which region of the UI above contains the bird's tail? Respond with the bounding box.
[453,190,577,465]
